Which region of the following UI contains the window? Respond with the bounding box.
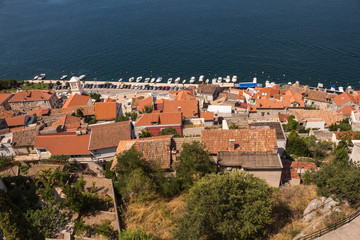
[267,112,270,115]
[261,112,265,116]
[38,149,47,153]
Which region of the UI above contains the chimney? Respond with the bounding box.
[178,106,181,112]
[229,139,235,151]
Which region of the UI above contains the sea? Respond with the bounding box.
[0,0,359,88]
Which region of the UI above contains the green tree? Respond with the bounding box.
[115,115,130,122]
[229,123,239,129]
[90,92,102,102]
[0,190,37,240]
[140,105,153,114]
[158,127,180,137]
[174,172,274,240]
[123,168,156,201]
[76,108,84,118]
[139,129,153,138]
[118,229,154,240]
[65,82,70,87]
[283,115,299,132]
[94,220,116,240]
[286,131,311,157]
[175,141,217,189]
[329,119,352,132]
[56,80,61,86]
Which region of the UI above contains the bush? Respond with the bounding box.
[229,123,239,129]
[158,127,180,137]
[174,172,274,240]
[329,119,352,132]
[49,154,70,162]
[123,169,156,202]
[286,131,311,157]
[118,229,154,240]
[90,92,101,102]
[94,220,116,240]
[139,129,153,138]
[283,115,299,132]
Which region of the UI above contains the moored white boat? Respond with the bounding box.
[217,77,222,83]
[167,78,173,84]
[145,78,150,83]
[118,78,123,82]
[205,79,209,84]
[190,76,196,84]
[60,75,68,80]
[156,77,162,83]
[199,75,204,83]
[79,75,86,80]
[38,73,46,80]
[33,75,39,80]
[136,76,142,82]
[225,75,231,83]
[212,78,217,84]
[175,77,180,83]
[232,75,237,83]
[129,77,134,82]
[182,79,187,84]
[150,78,155,83]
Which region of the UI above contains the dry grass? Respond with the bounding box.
[124,195,187,239]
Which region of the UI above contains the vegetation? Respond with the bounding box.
[139,129,153,138]
[118,229,154,240]
[174,172,274,240]
[0,155,13,169]
[116,111,139,122]
[282,115,299,132]
[229,123,239,129]
[21,81,51,90]
[286,131,311,157]
[48,154,70,162]
[175,141,217,189]
[329,118,352,132]
[158,127,180,137]
[140,105,153,114]
[76,108,84,118]
[0,79,22,91]
[90,92,102,102]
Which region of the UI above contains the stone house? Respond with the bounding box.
[0,93,13,110]
[94,102,122,121]
[11,126,41,155]
[200,112,214,127]
[8,90,59,111]
[197,84,221,102]
[62,93,92,109]
[332,92,360,112]
[162,100,199,118]
[350,110,360,131]
[291,109,343,129]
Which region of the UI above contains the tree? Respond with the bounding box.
[65,82,70,87]
[283,115,299,132]
[0,190,37,240]
[118,229,154,240]
[140,105,153,114]
[90,92,101,102]
[158,127,180,137]
[139,129,153,138]
[123,168,156,201]
[286,131,311,157]
[76,108,84,118]
[174,172,274,240]
[56,80,61,86]
[113,148,150,176]
[175,141,217,189]
[229,123,239,129]
[329,119,352,132]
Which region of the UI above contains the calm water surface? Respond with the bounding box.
[0,0,359,87]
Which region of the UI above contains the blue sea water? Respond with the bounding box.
[0,0,359,87]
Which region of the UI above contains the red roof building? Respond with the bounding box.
[63,94,91,108]
[135,112,182,136]
[162,100,199,118]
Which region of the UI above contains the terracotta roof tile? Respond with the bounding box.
[197,84,219,95]
[0,109,14,119]
[0,93,13,104]
[278,114,290,122]
[135,112,182,126]
[9,90,54,102]
[175,90,195,101]
[337,106,356,115]
[62,94,90,108]
[200,112,214,121]
[5,115,27,127]
[163,100,199,118]
[27,107,50,117]
[137,97,153,112]
[291,109,343,127]
[88,121,132,150]
[333,92,358,106]
[34,132,90,155]
[52,115,82,130]
[201,129,277,154]
[12,126,40,147]
[95,102,117,120]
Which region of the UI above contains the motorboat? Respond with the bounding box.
[212,78,217,84]
[79,75,86,80]
[205,79,209,84]
[190,76,196,84]
[175,77,180,83]
[145,78,150,83]
[182,79,187,84]
[118,78,123,82]
[129,77,134,82]
[252,77,257,83]
[136,76,142,82]
[232,75,237,83]
[150,78,155,83]
[156,77,162,83]
[33,75,39,80]
[167,78,173,84]
[38,73,46,80]
[199,75,204,83]
[217,77,222,83]
[60,75,68,80]
[225,75,231,83]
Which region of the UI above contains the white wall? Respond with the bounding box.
[305,121,325,130]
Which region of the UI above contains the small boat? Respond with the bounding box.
[33,75,39,80]
[199,75,204,83]
[175,77,180,83]
[118,78,123,82]
[156,77,162,83]
[232,75,237,83]
[225,76,231,83]
[190,77,196,84]
[38,73,46,80]
[217,77,222,83]
[205,79,209,84]
[79,75,86,80]
[167,78,173,84]
[60,75,68,80]
[136,76,142,82]
[129,77,134,82]
[212,78,217,84]
[253,77,257,83]
[145,78,150,83]
[150,78,155,83]
[182,79,187,84]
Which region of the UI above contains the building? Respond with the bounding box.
[88,121,135,161]
[207,105,232,117]
[94,102,122,121]
[69,76,85,95]
[163,100,199,118]
[51,115,84,131]
[137,97,153,112]
[111,135,174,170]
[0,93,13,110]
[135,112,182,137]
[62,93,91,108]
[350,143,360,163]
[200,112,214,127]
[291,109,343,129]
[197,84,221,102]
[350,110,360,131]
[11,126,41,155]
[5,115,36,129]
[8,90,58,111]
[281,160,317,185]
[332,92,360,112]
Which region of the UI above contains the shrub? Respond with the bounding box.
[229,123,239,129]
[174,172,274,240]
[329,119,352,132]
[139,129,153,138]
[286,131,311,157]
[94,220,116,239]
[158,127,180,137]
[122,169,156,202]
[49,154,70,162]
[118,229,154,240]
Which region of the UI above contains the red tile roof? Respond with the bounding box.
[0,109,14,119]
[337,106,355,115]
[5,115,27,127]
[95,102,117,120]
[201,129,278,154]
[291,109,343,127]
[52,115,82,130]
[34,132,90,155]
[135,112,182,126]
[27,107,50,117]
[175,90,195,101]
[9,90,54,102]
[138,97,153,112]
[333,92,358,106]
[200,112,214,121]
[278,114,290,122]
[62,94,90,108]
[88,121,132,150]
[0,93,13,104]
[163,100,199,118]
[111,135,172,170]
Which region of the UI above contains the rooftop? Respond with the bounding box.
[52,115,82,130]
[12,126,40,147]
[218,151,282,169]
[291,109,343,127]
[200,112,214,121]
[197,84,219,95]
[163,100,199,118]
[138,97,153,112]
[62,94,90,108]
[333,92,359,106]
[95,102,117,120]
[5,115,27,127]
[9,90,54,102]
[135,112,182,126]
[249,122,286,140]
[0,92,13,104]
[27,107,50,117]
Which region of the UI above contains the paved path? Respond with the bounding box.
[317,215,360,240]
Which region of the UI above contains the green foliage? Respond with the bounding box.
[303,162,360,207]
[336,131,360,141]
[175,141,217,189]
[118,229,154,240]
[229,123,239,129]
[140,105,153,114]
[303,136,333,161]
[117,111,139,122]
[123,169,156,201]
[158,127,180,137]
[49,154,70,162]
[283,115,299,132]
[74,218,91,236]
[93,220,116,239]
[56,80,61,86]
[0,79,21,90]
[139,129,153,138]
[21,82,50,90]
[0,155,13,169]
[76,108,84,117]
[65,82,70,87]
[25,203,67,238]
[0,190,38,240]
[115,115,130,122]
[174,172,274,240]
[90,92,102,102]
[104,160,116,180]
[114,147,151,176]
[286,131,311,157]
[329,118,352,132]
[88,116,97,124]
